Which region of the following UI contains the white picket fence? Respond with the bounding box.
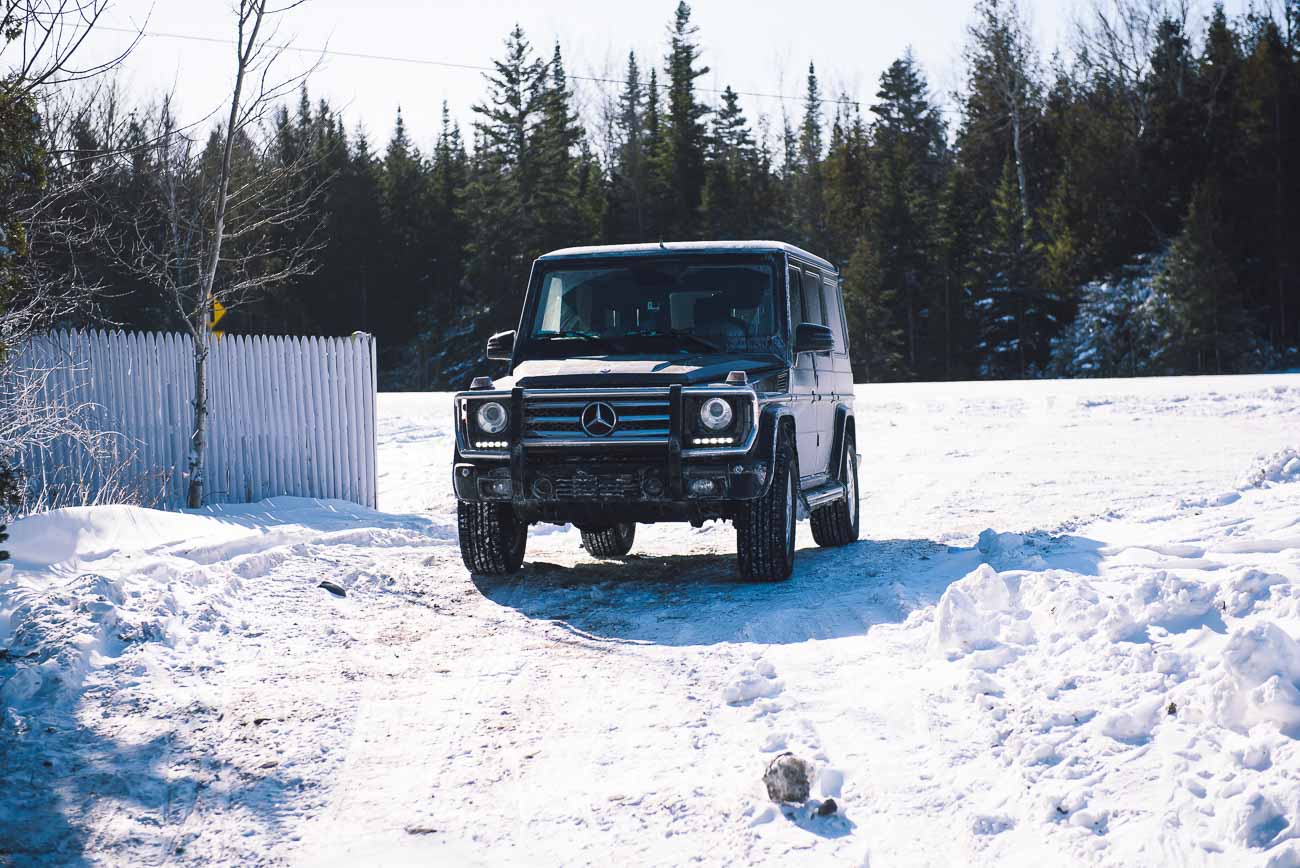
[9,329,377,510]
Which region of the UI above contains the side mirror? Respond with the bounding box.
[793,322,835,355]
[486,330,515,361]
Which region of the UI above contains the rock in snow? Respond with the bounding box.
[764,752,813,803]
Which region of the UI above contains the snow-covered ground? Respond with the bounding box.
[3,374,1300,866]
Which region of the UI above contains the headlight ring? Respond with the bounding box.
[699,397,734,431]
[476,400,508,434]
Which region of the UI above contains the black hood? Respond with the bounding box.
[503,354,786,389]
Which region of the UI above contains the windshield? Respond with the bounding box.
[524,255,784,357]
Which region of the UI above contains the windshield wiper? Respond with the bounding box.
[538,329,605,341]
[623,329,723,354]
[536,330,630,353]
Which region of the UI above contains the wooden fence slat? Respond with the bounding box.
[339,337,359,503]
[286,336,308,498]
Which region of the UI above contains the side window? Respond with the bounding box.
[801,269,824,326]
[787,266,803,329]
[822,276,847,354]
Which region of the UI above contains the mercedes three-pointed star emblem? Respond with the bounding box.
[580,401,618,437]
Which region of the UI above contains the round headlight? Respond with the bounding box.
[699,397,734,431]
[476,401,508,434]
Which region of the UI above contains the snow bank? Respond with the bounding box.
[1213,623,1300,736]
[1239,447,1300,489]
[933,560,1300,732]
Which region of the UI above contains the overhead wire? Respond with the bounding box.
[97,24,864,108]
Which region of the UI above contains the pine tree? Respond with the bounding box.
[656,1,710,239]
[842,237,904,381]
[1235,14,1295,346]
[868,52,948,377]
[791,63,827,251]
[823,100,871,265]
[700,86,761,238]
[1155,182,1259,373]
[535,42,585,252]
[612,52,648,241]
[462,25,549,311]
[978,158,1047,377]
[339,125,385,335]
[935,164,980,377]
[377,108,434,349]
[429,103,469,319]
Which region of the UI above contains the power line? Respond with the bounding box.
[98,25,861,108]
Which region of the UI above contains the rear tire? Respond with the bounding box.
[581,522,636,558]
[811,433,860,547]
[458,500,527,575]
[736,431,798,582]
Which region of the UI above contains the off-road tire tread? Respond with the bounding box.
[811,435,859,547]
[581,523,636,558]
[458,500,526,574]
[736,434,797,582]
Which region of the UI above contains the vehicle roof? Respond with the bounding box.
[537,241,837,273]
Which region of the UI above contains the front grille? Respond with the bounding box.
[523,392,672,442]
[550,471,641,500]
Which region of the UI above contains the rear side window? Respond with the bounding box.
[822,276,847,353]
[801,269,824,326]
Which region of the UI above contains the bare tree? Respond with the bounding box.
[106,0,321,508]
[2,2,142,511]
[1073,0,1191,147]
[966,0,1043,227]
[1,1,139,99]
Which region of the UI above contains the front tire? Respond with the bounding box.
[811,433,860,547]
[736,431,798,582]
[458,500,527,575]
[581,522,636,558]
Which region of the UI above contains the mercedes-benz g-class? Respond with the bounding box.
[453,241,859,581]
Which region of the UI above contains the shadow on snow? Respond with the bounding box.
[470,531,1105,647]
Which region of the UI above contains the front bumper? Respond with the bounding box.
[454,454,770,504]
[452,385,771,522]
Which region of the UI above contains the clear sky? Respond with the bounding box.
[84,0,1250,154]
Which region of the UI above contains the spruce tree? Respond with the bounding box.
[429,103,469,321]
[843,238,904,381]
[378,108,434,350]
[535,43,587,252]
[1155,182,1258,373]
[700,86,761,238]
[792,63,827,251]
[869,52,948,377]
[657,1,710,239]
[462,25,548,312]
[612,52,648,241]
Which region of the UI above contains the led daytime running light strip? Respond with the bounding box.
[691,436,735,446]
[474,440,508,449]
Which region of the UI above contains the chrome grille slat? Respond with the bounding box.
[523,392,672,442]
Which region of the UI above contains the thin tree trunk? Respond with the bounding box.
[186,0,264,508]
[1011,108,1030,226]
[187,335,209,507]
[1275,93,1286,344]
[944,275,951,378]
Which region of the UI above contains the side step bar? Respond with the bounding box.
[799,480,846,518]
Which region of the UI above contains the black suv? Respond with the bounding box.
[453,241,859,581]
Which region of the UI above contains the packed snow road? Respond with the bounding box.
[3,375,1300,866]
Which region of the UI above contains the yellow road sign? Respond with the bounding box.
[211,298,227,329]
